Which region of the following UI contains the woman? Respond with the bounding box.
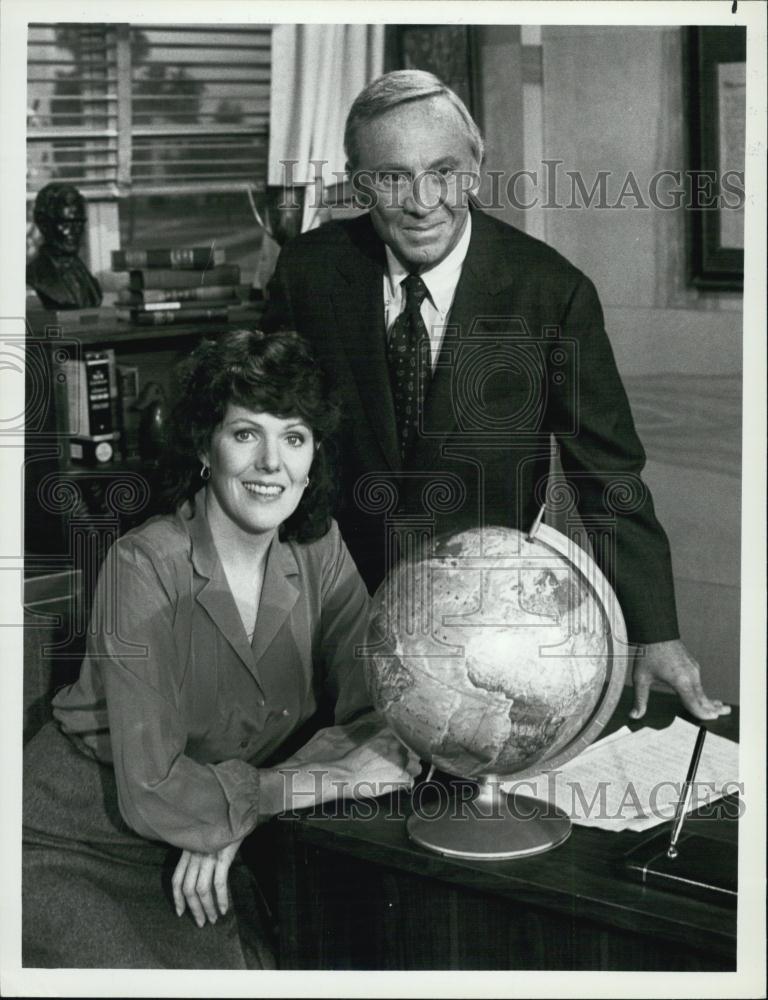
[23,329,420,969]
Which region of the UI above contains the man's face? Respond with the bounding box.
[351,97,480,272]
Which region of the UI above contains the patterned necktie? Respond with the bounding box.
[387,274,432,459]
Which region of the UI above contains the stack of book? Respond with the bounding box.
[112,246,242,326]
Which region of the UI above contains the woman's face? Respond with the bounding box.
[202,403,315,539]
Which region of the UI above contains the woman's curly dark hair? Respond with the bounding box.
[162,329,341,543]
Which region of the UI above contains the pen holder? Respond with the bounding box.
[620,829,737,907]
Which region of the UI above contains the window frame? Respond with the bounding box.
[26,22,271,276]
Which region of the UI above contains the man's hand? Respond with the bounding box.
[630,638,731,721]
[172,838,242,928]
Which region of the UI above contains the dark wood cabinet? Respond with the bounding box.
[272,691,739,971]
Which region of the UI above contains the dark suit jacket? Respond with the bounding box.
[263,208,679,645]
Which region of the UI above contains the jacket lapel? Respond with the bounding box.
[329,209,530,473]
[249,538,300,667]
[186,491,299,681]
[412,210,511,469]
[330,217,401,471]
[186,493,254,675]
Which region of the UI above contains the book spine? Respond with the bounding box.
[58,352,117,439]
[112,248,225,270]
[130,306,231,326]
[52,359,71,439]
[132,298,237,314]
[116,284,239,306]
[83,351,115,437]
[58,359,84,437]
[128,265,240,290]
[117,364,141,458]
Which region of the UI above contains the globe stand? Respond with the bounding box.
[407,774,572,860]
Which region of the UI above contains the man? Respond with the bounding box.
[263,70,729,722]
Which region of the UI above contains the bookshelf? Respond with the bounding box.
[25,304,265,566]
[26,304,263,347]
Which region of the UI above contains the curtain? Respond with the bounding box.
[268,24,385,231]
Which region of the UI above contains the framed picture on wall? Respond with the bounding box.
[384,25,482,121]
[685,25,746,290]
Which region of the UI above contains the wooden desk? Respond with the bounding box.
[273,690,738,970]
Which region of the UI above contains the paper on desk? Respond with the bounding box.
[500,717,740,832]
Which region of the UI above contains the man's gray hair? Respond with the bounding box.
[344,69,485,168]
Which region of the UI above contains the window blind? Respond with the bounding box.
[27,24,120,196]
[27,23,271,199]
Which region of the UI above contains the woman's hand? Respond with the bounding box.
[172,837,243,927]
[329,724,422,799]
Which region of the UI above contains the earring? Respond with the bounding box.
[200,463,211,481]
[304,476,310,488]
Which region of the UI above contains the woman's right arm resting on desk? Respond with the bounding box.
[169,528,421,928]
[86,535,415,926]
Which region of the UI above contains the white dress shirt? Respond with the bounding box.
[383,213,472,371]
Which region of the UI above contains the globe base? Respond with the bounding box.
[407,778,572,860]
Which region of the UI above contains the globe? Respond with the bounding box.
[364,521,629,859]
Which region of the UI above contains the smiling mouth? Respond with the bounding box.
[242,482,285,498]
[404,222,443,234]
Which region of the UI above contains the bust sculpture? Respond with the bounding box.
[26,183,103,310]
